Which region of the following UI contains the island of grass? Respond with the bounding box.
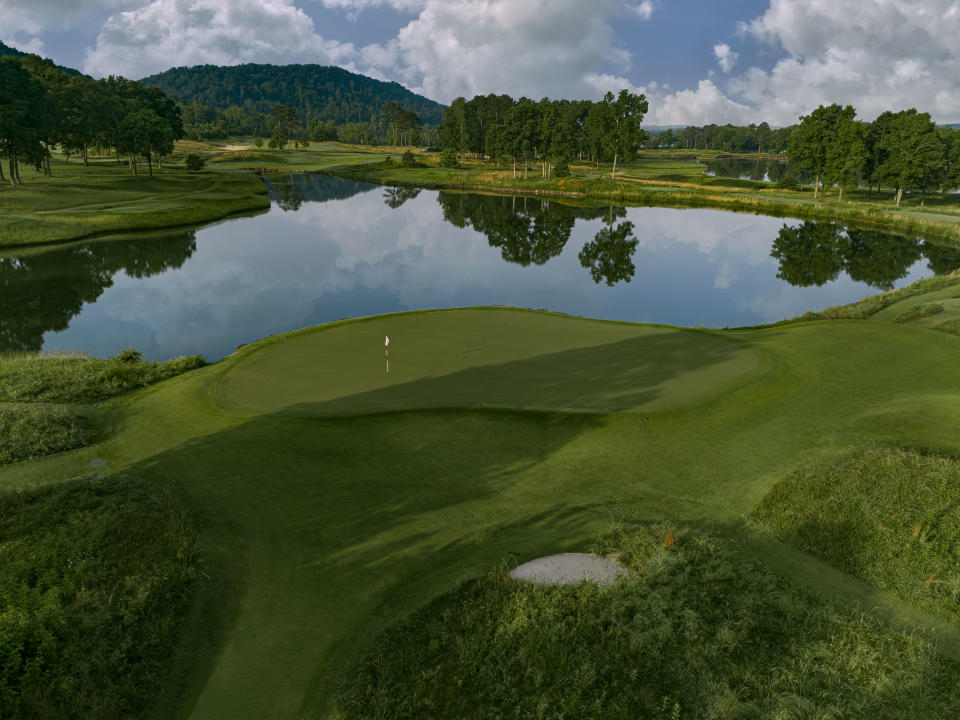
[3,275,960,718]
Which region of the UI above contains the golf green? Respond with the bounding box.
[215,309,760,416]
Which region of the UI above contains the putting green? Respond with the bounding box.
[215,308,760,416]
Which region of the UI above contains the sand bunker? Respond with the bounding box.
[509,553,627,586]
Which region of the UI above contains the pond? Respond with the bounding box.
[3,173,958,361]
[704,157,806,184]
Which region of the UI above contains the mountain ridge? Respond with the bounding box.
[140,62,445,126]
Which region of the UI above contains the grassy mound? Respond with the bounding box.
[753,447,960,627]
[0,350,206,404]
[0,405,91,465]
[336,525,960,719]
[0,475,200,719]
[216,309,758,416]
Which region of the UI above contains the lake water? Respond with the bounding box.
[4,173,957,361]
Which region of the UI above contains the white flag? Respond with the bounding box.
[385,335,390,347]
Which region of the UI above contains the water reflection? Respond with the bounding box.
[437,192,622,268]
[706,158,809,184]
[0,232,196,353]
[771,222,934,290]
[384,187,421,209]
[264,173,376,210]
[5,176,960,361]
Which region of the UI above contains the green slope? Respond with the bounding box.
[3,288,960,718]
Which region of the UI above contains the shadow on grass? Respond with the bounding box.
[233,327,754,417]
[124,407,605,718]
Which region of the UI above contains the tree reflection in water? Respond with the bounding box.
[771,221,960,290]
[436,191,637,282]
[265,173,375,211]
[0,232,197,353]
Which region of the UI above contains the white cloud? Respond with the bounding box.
[713,43,738,73]
[83,0,356,78]
[726,0,960,124]
[0,0,139,50]
[632,0,655,19]
[356,0,646,102]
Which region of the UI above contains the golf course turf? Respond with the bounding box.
[3,282,960,718]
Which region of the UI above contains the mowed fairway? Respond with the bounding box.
[4,303,960,719]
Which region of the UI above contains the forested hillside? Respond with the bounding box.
[140,63,444,127]
[0,40,82,77]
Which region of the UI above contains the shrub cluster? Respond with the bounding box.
[337,524,960,718]
[0,350,206,404]
[0,475,201,718]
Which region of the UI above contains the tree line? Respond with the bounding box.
[438,91,649,179]
[788,105,960,204]
[0,54,184,183]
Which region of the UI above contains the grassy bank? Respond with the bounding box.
[0,351,205,467]
[0,157,269,248]
[337,524,960,719]
[322,150,960,244]
[753,447,960,628]
[3,276,960,717]
[0,474,200,719]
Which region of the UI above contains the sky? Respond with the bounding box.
[2,0,959,126]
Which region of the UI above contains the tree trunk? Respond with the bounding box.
[512,158,516,179]
[147,151,153,178]
[896,187,904,207]
[0,159,5,183]
[813,171,820,199]
[612,153,618,179]
[838,186,843,202]
[83,146,88,167]
[116,147,122,166]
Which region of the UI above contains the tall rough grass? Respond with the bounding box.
[336,524,960,719]
[753,446,960,628]
[0,475,201,719]
[0,349,206,404]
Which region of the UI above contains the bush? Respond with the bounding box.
[439,148,460,168]
[553,159,570,178]
[0,351,207,404]
[776,175,800,190]
[401,150,417,168]
[337,524,960,718]
[382,156,395,168]
[185,153,205,172]
[0,405,91,465]
[253,137,264,148]
[0,475,200,718]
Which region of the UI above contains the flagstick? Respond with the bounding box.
[386,347,389,374]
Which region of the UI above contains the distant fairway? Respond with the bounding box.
[4,292,960,719]
[216,309,760,416]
